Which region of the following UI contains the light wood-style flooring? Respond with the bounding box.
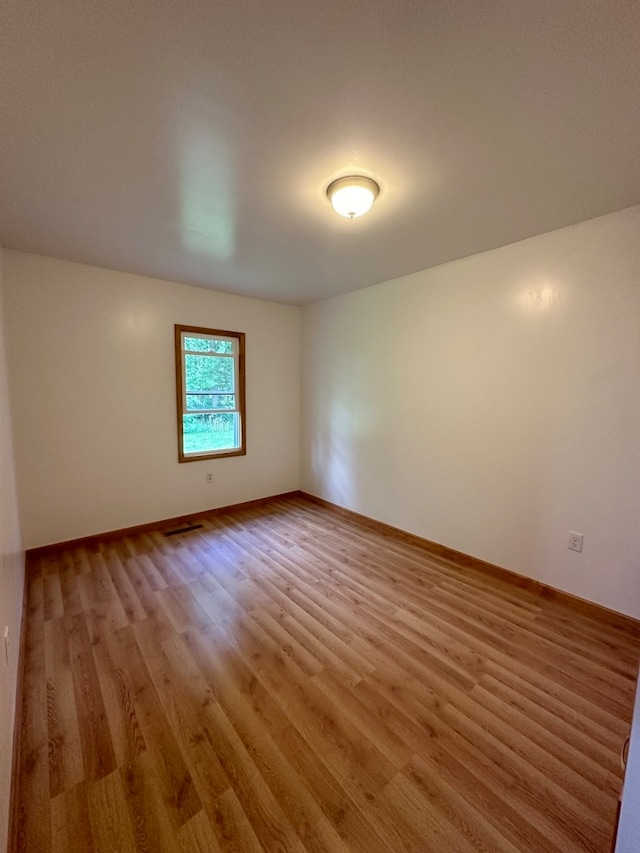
[14,496,640,852]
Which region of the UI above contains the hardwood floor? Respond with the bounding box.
[13,496,640,852]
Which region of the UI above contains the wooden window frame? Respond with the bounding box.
[175,324,246,463]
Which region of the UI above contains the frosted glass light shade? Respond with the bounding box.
[327,176,380,218]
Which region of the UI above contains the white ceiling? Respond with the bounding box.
[1,0,639,305]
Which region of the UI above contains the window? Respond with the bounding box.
[175,324,246,462]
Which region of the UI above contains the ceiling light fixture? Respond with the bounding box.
[326,175,380,218]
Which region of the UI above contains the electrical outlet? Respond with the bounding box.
[205,473,214,483]
[568,532,583,553]
[3,627,9,666]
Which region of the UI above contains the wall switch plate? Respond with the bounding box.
[568,532,584,553]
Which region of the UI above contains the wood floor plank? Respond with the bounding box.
[184,631,393,853]
[43,572,64,622]
[178,809,225,853]
[378,771,480,853]
[57,551,85,617]
[247,572,373,682]
[87,769,138,853]
[246,578,365,685]
[103,550,147,623]
[470,677,621,798]
[85,610,148,769]
[15,575,51,853]
[480,663,623,755]
[207,788,266,853]
[15,496,639,853]
[403,754,523,853]
[111,623,203,831]
[168,633,351,853]
[441,702,610,851]
[66,613,117,783]
[158,625,308,851]
[45,618,84,797]
[134,633,232,809]
[50,781,92,853]
[120,752,184,853]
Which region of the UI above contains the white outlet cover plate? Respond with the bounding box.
[568,532,584,553]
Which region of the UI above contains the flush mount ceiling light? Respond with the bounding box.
[326,175,380,218]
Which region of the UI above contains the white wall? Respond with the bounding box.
[3,252,301,549]
[301,206,640,618]
[0,245,25,853]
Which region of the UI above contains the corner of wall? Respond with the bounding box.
[0,243,26,853]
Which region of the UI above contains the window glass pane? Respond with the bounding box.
[183,336,233,354]
[185,394,235,411]
[176,325,244,462]
[185,354,234,393]
[182,413,239,454]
